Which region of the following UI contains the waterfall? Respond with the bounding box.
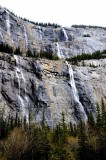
[56,31,87,121]
[5,10,11,36]
[14,55,28,121]
[57,28,69,59]
[23,24,28,49]
[62,28,68,41]
[18,95,29,122]
[14,55,19,65]
[66,61,87,122]
[56,42,64,59]
[20,71,27,96]
[14,55,26,95]
[38,26,43,40]
[56,28,87,122]
[14,55,20,94]
[0,28,4,41]
[15,67,21,95]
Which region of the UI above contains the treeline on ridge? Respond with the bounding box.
[23,20,61,28]
[67,50,106,65]
[0,43,22,55]
[26,49,59,60]
[72,24,106,30]
[4,7,61,28]
[0,42,59,60]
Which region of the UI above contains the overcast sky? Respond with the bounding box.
[0,0,106,27]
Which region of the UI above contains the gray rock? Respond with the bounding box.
[0,6,106,127]
[1,6,106,57]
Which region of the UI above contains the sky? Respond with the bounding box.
[0,0,106,27]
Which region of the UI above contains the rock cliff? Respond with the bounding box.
[0,6,106,126]
[1,6,106,57]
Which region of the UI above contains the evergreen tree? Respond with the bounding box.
[96,103,102,128]
[77,119,95,160]
[101,99,106,126]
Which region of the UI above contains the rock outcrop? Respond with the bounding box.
[0,6,106,126]
[1,6,106,58]
[0,52,106,126]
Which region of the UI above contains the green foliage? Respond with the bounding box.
[26,49,33,57]
[66,50,106,65]
[52,38,58,42]
[0,42,59,61]
[0,43,23,56]
[14,47,22,56]
[0,43,13,54]
[83,34,91,37]
[88,113,95,129]
[96,103,102,127]
[20,18,61,28]
[4,7,61,28]
[0,101,106,160]
[34,22,61,28]
[39,51,59,60]
[26,49,59,60]
[77,120,95,160]
[72,24,106,30]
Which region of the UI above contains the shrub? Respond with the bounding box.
[0,43,13,54]
[14,47,22,56]
[1,128,30,160]
[83,34,91,37]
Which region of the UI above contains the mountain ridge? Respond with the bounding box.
[0,6,106,126]
[1,6,106,58]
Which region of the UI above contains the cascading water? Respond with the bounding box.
[62,28,68,41]
[23,24,28,49]
[14,55,27,96]
[15,67,21,95]
[66,61,87,122]
[57,28,69,59]
[38,26,43,41]
[20,71,27,96]
[18,95,29,122]
[0,28,4,41]
[14,55,28,121]
[56,42,64,59]
[57,28,87,122]
[5,10,11,36]
[14,56,20,90]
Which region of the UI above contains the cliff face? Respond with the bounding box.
[1,6,106,57]
[0,6,106,126]
[1,52,106,126]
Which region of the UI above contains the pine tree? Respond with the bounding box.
[96,100,106,160]
[77,119,95,160]
[96,103,102,128]
[60,112,68,143]
[88,113,95,129]
[101,99,106,126]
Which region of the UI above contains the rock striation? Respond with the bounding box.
[1,6,106,58]
[0,6,106,126]
[0,52,106,126]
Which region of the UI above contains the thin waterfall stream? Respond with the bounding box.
[62,28,68,41]
[5,9,11,36]
[23,24,28,49]
[66,61,87,122]
[14,55,28,122]
[57,28,87,122]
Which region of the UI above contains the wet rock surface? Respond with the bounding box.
[0,52,106,126]
[0,6,106,126]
